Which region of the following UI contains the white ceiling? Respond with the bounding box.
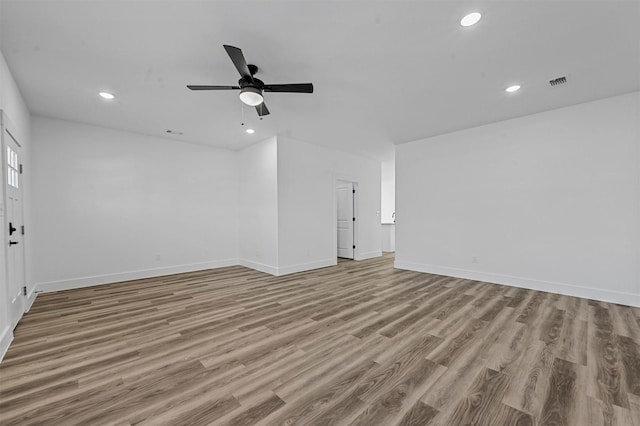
[1,1,638,162]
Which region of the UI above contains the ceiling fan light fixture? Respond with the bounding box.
[239,87,264,106]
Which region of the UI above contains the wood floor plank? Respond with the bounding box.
[491,403,535,426]
[539,357,579,425]
[397,400,439,426]
[0,253,637,425]
[348,358,441,425]
[289,335,446,425]
[556,315,588,366]
[252,360,377,425]
[617,335,640,397]
[506,288,531,309]
[422,306,521,422]
[351,304,417,338]
[516,291,547,325]
[427,318,489,367]
[587,303,629,412]
[502,300,561,417]
[153,393,241,426]
[444,367,511,426]
[216,392,285,426]
[629,394,640,426]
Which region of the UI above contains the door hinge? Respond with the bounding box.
[352,217,355,221]
[353,245,356,249]
[352,189,355,194]
[21,225,25,235]
[23,286,27,296]
[19,164,23,174]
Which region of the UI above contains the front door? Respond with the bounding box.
[337,182,355,259]
[3,119,25,329]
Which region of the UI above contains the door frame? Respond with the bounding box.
[333,176,360,261]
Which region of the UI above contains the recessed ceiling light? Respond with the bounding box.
[245,128,255,134]
[99,91,115,100]
[460,12,482,27]
[505,85,521,93]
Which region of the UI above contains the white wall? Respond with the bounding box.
[0,48,33,360]
[277,137,382,274]
[30,125,381,288]
[396,92,640,307]
[381,156,395,223]
[31,116,239,291]
[238,136,279,274]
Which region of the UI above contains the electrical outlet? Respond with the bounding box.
[155,253,161,261]
[472,256,478,264]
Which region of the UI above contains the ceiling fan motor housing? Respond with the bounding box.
[240,77,264,90]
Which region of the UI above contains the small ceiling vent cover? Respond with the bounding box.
[549,76,567,87]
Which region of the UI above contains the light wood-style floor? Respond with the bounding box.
[1,254,639,425]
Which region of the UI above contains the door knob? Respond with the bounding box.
[9,222,16,236]
[9,241,18,246]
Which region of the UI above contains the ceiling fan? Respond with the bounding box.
[187,45,314,117]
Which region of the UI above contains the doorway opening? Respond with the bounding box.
[336,180,357,260]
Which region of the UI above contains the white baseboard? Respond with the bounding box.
[239,259,279,276]
[0,325,13,363]
[394,260,640,308]
[35,257,340,292]
[25,286,37,312]
[36,259,240,293]
[356,251,382,261]
[277,258,336,276]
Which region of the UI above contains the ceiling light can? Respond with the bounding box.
[245,128,255,134]
[99,91,115,100]
[505,85,521,93]
[460,12,482,27]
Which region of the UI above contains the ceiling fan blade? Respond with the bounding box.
[187,85,240,90]
[223,45,253,80]
[263,83,313,93]
[255,102,270,117]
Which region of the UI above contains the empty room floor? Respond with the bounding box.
[1,254,639,425]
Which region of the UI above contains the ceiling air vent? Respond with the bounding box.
[549,76,567,87]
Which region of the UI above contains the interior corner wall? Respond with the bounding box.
[276,137,382,275]
[238,136,279,274]
[31,116,239,292]
[0,48,33,360]
[381,157,395,223]
[396,91,640,307]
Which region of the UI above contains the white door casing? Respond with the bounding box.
[2,113,25,330]
[337,181,354,259]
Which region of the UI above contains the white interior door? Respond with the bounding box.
[3,124,25,329]
[337,182,354,259]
